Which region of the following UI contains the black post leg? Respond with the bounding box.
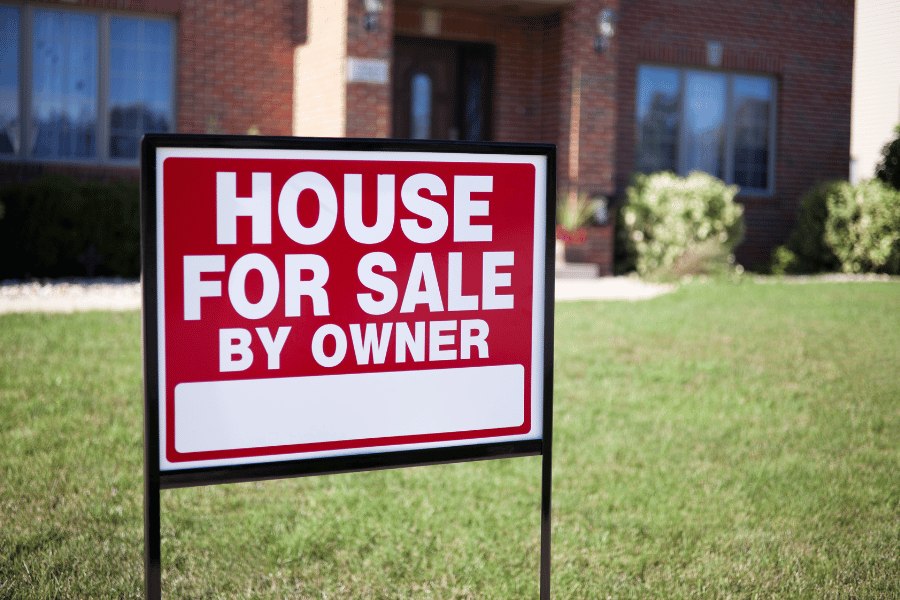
[145,471,161,600]
[539,439,552,599]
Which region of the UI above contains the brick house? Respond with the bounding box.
[0,0,854,271]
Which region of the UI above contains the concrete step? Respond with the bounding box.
[554,261,599,279]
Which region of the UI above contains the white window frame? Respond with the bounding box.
[636,63,777,196]
[0,3,176,166]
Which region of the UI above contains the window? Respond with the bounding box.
[0,5,19,155]
[636,65,776,194]
[0,5,174,163]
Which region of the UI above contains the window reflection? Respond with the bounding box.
[732,76,771,189]
[636,66,680,173]
[0,6,19,154]
[684,72,726,179]
[109,17,173,159]
[31,10,97,159]
[411,72,431,139]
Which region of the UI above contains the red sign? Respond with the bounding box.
[152,146,549,472]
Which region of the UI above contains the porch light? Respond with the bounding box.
[364,0,384,32]
[594,8,616,54]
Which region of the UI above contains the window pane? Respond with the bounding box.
[109,17,173,159]
[411,73,431,140]
[31,10,98,159]
[684,71,726,179]
[732,76,771,190]
[144,20,171,48]
[636,66,680,173]
[0,6,18,155]
[110,18,140,44]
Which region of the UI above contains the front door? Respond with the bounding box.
[393,37,493,141]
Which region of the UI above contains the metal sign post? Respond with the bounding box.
[141,134,555,599]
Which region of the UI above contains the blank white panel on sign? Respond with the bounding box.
[174,364,525,454]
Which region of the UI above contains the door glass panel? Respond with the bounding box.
[732,75,771,190]
[31,10,98,159]
[464,62,483,141]
[684,71,726,178]
[0,6,19,155]
[636,65,680,173]
[411,72,432,139]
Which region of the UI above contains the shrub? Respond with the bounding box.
[617,171,744,278]
[825,180,900,273]
[0,175,140,279]
[875,123,900,190]
[772,180,900,275]
[770,182,841,274]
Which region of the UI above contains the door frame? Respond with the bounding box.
[392,35,495,141]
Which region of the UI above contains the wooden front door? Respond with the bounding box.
[393,37,493,141]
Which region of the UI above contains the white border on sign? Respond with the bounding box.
[156,147,548,472]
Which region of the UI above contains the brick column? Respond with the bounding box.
[345,0,394,138]
[559,0,619,200]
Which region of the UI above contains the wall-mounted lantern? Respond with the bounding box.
[594,8,616,54]
[364,0,384,32]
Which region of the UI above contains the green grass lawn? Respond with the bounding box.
[1,279,899,599]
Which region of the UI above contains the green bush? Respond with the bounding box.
[825,180,900,273]
[617,171,744,278]
[770,182,841,274]
[0,175,140,279]
[875,124,900,190]
[772,180,900,275]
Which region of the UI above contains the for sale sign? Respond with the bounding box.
[142,136,554,485]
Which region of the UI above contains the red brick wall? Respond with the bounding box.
[558,0,620,200]
[615,0,854,267]
[492,19,542,144]
[346,0,394,138]
[177,0,295,136]
[540,15,562,154]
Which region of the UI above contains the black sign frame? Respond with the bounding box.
[141,134,556,599]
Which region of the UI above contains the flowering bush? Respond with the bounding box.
[618,171,744,277]
[772,180,900,275]
[825,180,900,273]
